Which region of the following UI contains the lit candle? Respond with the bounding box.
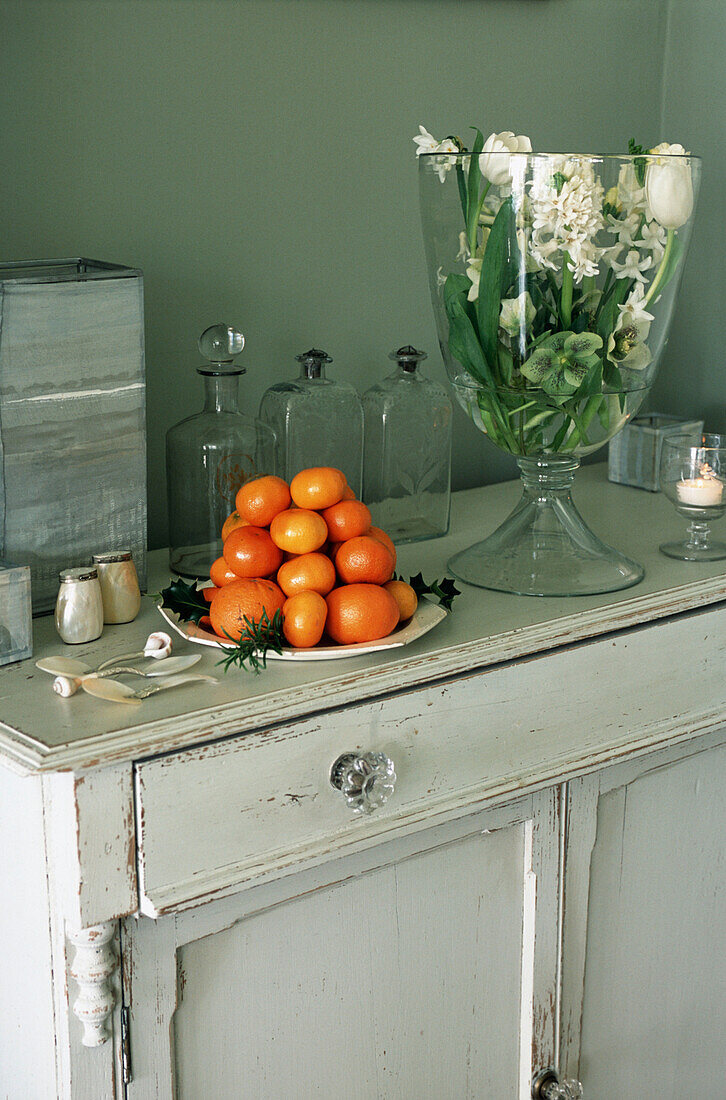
[676,464,724,506]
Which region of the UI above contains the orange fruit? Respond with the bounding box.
[221,510,250,541]
[223,526,283,579]
[201,585,217,603]
[277,552,336,598]
[210,556,239,587]
[210,578,286,641]
[341,484,357,501]
[236,475,291,527]
[369,526,397,569]
[384,580,418,621]
[290,467,347,510]
[270,508,328,554]
[282,591,328,648]
[325,583,400,645]
[321,499,372,542]
[335,535,395,585]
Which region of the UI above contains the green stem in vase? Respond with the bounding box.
[644,227,675,305]
[561,253,574,328]
[467,182,491,253]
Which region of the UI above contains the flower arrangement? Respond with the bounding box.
[415,127,699,456]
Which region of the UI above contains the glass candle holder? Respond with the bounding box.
[659,433,726,560]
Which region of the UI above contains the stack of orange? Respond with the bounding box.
[205,467,418,649]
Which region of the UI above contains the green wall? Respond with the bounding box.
[0,0,671,548]
[651,0,726,431]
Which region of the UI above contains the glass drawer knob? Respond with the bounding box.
[532,1068,584,1100]
[330,751,396,814]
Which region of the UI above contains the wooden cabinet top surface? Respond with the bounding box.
[3,463,726,775]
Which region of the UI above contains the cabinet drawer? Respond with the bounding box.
[135,609,724,915]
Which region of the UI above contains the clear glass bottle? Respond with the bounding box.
[258,348,364,494]
[166,325,277,578]
[363,345,452,543]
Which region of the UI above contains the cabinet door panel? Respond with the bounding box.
[175,826,523,1098]
[125,794,560,1100]
[579,742,726,1097]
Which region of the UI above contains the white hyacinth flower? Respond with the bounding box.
[413,126,460,182]
[611,248,653,284]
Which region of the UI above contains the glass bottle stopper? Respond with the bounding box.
[295,347,333,379]
[197,323,246,375]
[390,345,427,373]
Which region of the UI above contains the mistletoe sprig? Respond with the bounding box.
[404,572,461,612]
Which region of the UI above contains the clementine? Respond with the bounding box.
[321,499,372,542]
[210,578,286,642]
[236,475,291,527]
[223,526,283,579]
[369,526,397,569]
[277,552,336,598]
[270,508,328,554]
[221,510,250,541]
[335,535,395,585]
[384,580,418,621]
[210,556,240,588]
[282,591,328,648]
[290,467,346,510]
[325,583,400,645]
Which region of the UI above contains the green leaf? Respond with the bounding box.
[466,128,485,245]
[405,572,461,612]
[158,577,210,626]
[445,293,492,387]
[498,343,514,386]
[596,279,632,343]
[476,197,518,376]
[565,332,603,359]
[628,138,648,186]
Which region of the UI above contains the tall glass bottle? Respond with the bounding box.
[258,348,363,495]
[166,324,277,577]
[363,345,452,543]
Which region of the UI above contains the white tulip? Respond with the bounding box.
[479,131,532,187]
[645,143,694,229]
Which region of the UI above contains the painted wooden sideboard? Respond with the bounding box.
[2,465,726,1100]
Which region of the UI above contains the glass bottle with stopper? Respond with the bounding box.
[166,324,277,578]
[258,347,363,495]
[362,345,452,543]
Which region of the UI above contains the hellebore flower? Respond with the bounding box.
[499,291,536,337]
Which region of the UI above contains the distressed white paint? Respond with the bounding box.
[1,472,726,1095]
[135,602,726,915]
[4,466,726,775]
[124,795,559,1100]
[68,923,118,1046]
[577,740,726,1097]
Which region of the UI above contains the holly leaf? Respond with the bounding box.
[158,577,209,625]
[405,572,462,612]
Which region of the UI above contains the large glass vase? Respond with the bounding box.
[419,148,701,595]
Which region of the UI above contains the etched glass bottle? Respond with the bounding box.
[258,348,363,495]
[166,324,277,578]
[363,345,452,542]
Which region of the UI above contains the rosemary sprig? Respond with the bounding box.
[402,572,462,612]
[216,609,285,674]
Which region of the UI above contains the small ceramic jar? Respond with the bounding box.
[55,568,104,644]
[92,551,141,624]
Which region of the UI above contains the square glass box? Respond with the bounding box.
[0,561,32,665]
[608,413,704,492]
[0,258,147,612]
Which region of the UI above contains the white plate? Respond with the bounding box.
[157,598,447,661]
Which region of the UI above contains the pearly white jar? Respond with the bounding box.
[92,551,142,624]
[55,568,104,644]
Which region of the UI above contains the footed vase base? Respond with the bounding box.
[449,457,644,597]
